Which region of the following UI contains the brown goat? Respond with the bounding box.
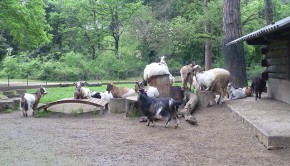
[106,83,136,98]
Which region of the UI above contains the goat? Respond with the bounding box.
[91,91,113,101]
[134,81,159,98]
[143,56,175,85]
[251,77,266,101]
[193,65,230,104]
[180,63,195,90]
[106,83,136,98]
[20,86,47,116]
[137,88,180,128]
[74,81,91,99]
[227,82,246,100]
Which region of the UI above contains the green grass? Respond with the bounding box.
[4,108,13,113]
[26,83,136,104]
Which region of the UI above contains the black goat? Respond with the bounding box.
[138,89,180,128]
[251,77,266,101]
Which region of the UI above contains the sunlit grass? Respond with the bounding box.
[26,83,136,104]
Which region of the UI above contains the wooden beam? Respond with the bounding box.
[264,57,288,66]
[268,73,287,79]
[266,65,287,73]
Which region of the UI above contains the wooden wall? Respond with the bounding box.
[262,40,290,80]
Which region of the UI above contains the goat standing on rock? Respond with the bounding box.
[20,86,47,116]
[137,88,180,128]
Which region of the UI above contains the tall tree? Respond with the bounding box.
[265,0,273,24]
[222,0,247,87]
[204,0,212,70]
[0,0,52,49]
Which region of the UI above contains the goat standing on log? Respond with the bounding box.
[180,63,195,90]
[20,86,47,116]
[193,65,230,104]
[137,88,180,128]
[106,83,136,98]
[74,81,91,99]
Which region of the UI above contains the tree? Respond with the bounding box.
[222,0,247,87]
[265,0,273,24]
[204,0,212,70]
[0,0,52,49]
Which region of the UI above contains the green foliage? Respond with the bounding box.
[4,108,13,113]
[0,0,52,49]
[1,0,290,81]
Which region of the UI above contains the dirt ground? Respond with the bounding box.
[1,103,290,166]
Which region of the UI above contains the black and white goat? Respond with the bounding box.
[20,86,47,116]
[91,91,113,101]
[138,89,180,128]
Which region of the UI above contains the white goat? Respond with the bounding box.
[20,86,47,116]
[134,81,159,98]
[143,56,175,85]
[74,81,91,99]
[227,82,246,100]
[193,65,230,104]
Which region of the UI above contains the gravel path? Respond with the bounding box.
[1,104,290,166]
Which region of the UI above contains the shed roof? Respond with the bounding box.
[226,16,290,46]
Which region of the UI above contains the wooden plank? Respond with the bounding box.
[266,65,287,73]
[268,73,287,79]
[269,41,288,50]
[265,57,288,66]
[265,49,288,58]
[37,98,108,111]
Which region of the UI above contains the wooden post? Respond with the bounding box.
[148,74,171,97]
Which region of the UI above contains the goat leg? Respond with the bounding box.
[175,116,180,128]
[165,117,171,128]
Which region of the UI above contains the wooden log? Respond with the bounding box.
[0,100,14,112]
[148,74,171,97]
[269,41,288,50]
[266,65,287,73]
[125,96,143,117]
[265,57,288,66]
[179,92,198,116]
[265,49,288,58]
[109,98,126,113]
[170,86,183,103]
[268,73,287,79]
[196,91,216,109]
[16,89,27,95]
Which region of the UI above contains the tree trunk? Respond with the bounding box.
[222,0,247,87]
[204,0,212,71]
[265,0,273,25]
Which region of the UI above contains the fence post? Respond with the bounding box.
[8,74,10,87]
[27,73,28,86]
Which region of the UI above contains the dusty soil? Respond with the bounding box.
[1,103,290,166]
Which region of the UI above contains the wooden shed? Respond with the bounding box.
[227,16,290,105]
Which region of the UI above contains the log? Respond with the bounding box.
[266,65,287,73]
[148,74,171,97]
[125,96,143,117]
[196,91,216,109]
[109,98,126,113]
